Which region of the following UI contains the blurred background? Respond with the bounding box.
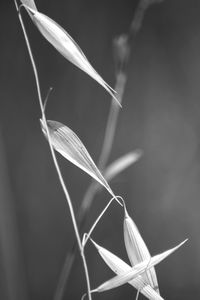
[0,0,200,299]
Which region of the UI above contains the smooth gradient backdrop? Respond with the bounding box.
[0,0,199,299]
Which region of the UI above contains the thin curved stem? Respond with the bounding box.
[82,196,124,247]
[14,0,43,114]
[14,1,92,299]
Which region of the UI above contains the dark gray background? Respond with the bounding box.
[0,0,199,299]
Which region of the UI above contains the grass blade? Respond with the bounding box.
[104,150,142,182]
[40,119,120,202]
[124,205,159,293]
[21,0,37,11]
[20,3,120,106]
[91,239,163,300]
[92,239,187,292]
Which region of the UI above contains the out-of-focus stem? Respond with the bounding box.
[54,0,163,299]
[98,72,127,170]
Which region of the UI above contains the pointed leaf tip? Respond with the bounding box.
[41,119,116,198]
[90,238,101,251]
[123,206,160,293]
[93,239,186,292]
[92,239,164,299]
[23,4,120,106]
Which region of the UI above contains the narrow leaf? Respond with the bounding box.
[104,150,142,182]
[21,4,120,106]
[40,119,116,199]
[21,0,37,11]
[124,205,159,293]
[91,239,163,300]
[92,239,187,292]
[81,151,141,202]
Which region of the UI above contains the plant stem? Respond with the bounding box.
[13,0,43,115]
[14,1,92,299]
[98,71,126,170]
[82,196,123,247]
[54,0,163,298]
